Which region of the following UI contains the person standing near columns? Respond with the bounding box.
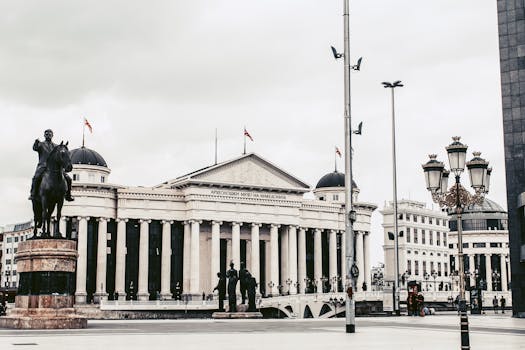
[160,220,173,300]
[114,218,127,300]
[95,217,108,302]
[210,221,222,296]
[270,224,280,296]
[138,219,151,301]
[190,220,202,295]
[314,228,322,293]
[298,228,307,294]
[183,221,191,294]
[75,216,89,304]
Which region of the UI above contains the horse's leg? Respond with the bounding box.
[56,200,63,238]
[47,201,56,238]
[41,196,48,238]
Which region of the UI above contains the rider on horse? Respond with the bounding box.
[29,129,74,202]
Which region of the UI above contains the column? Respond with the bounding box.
[114,218,127,300]
[469,254,476,288]
[280,226,289,293]
[160,220,173,299]
[270,224,280,295]
[138,219,151,301]
[340,232,346,284]
[94,218,108,302]
[190,220,202,294]
[298,228,306,294]
[183,221,191,294]
[231,222,242,270]
[363,232,371,290]
[251,223,261,283]
[355,231,364,291]
[500,254,508,292]
[314,228,322,292]
[485,254,493,291]
[210,221,222,292]
[59,217,67,238]
[288,226,298,295]
[75,216,89,303]
[329,229,337,292]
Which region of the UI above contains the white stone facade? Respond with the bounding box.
[56,150,376,303]
[381,200,450,291]
[0,221,33,290]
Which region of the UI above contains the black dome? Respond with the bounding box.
[462,198,506,213]
[316,171,357,189]
[70,147,108,167]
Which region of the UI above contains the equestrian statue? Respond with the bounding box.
[30,129,74,238]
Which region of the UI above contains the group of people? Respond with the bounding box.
[407,292,426,316]
[492,295,506,314]
[213,261,258,312]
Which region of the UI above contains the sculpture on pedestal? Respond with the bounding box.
[226,261,238,312]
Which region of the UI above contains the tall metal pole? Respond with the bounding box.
[343,0,356,334]
[455,176,470,349]
[390,88,400,316]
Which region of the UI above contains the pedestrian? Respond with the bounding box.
[500,295,506,314]
[417,293,425,317]
[493,295,498,314]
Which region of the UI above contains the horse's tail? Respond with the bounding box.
[32,198,42,228]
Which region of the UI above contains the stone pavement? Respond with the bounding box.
[0,314,523,350]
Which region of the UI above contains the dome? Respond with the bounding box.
[463,197,506,214]
[70,146,108,167]
[315,171,357,189]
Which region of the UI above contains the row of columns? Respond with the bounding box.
[72,217,371,303]
[465,253,509,291]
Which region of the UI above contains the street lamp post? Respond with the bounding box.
[382,80,403,316]
[422,136,491,350]
[492,271,501,291]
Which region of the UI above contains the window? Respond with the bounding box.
[12,270,17,276]
[407,227,411,243]
[430,261,434,273]
[421,216,425,224]
[473,243,486,248]
[407,260,412,274]
[444,263,448,277]
[443,233,447,246]
[414,229,418,243]
[429,231,433,245]
[490,242,502,248]
[407,250,411,254]
[437,232,441,246]
[463,243,469,248]
[429,217,433,224]
[413,215,418,222]
[421,230,426,244]
[399,213,403,220]
[319,196,325,201]
[14,248,17,253]
[414,251,419,255]
[333,194,339,201]
[437,253,441,257]
[436,218,441,226]
[437,262,442,276]
[73,174,79,181]
[7,237,12,243]
[415,261,419,275]
[423,261,427,274]
[449,244,454,249]
[101,176,106,183]
[6,259,11,265]
[14,237,18,243]
[406,214,411,221]
[6,248,10,254]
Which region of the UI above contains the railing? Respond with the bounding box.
[100,299,218,311]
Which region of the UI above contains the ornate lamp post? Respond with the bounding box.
[492,271,501,291]
[422,136,490,350]
[321,276,329,293]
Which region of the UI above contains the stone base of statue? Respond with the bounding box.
[0,239,87,329]
[212,303,263,319]
[212,311,263,319]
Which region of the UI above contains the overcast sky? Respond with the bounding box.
[0,1,504,266]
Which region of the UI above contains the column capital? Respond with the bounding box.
[270,223,281,229]
[251,223,262,228]
[77,216,90,221]
[161,220,174,225]
[116,218,128,223]
[329,229,337,234]
[314,228,322,233]
[139,219,152,224]
[231,221,243,227]
[298,227,306,232]
[289,225,299,230]
[187,219,203,225]
[212,220,223,226]
[97,217,109,223]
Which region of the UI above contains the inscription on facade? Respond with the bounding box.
[210,190,286,200]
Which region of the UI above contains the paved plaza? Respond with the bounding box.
[0,314,523,350]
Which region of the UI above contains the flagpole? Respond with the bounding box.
[215,128,218,165]
[243,126,246,155]
[335,147,338,172]
[82,120,85,148]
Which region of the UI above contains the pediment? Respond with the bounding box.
[162,153,310,192]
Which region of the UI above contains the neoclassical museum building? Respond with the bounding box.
[57,147,376,303]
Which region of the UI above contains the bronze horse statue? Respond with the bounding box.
[32,142,72,238]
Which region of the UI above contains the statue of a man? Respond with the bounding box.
[226,261,238,312]
[239,261,249,304]
[213,272,226,312]
[29,129,74,202]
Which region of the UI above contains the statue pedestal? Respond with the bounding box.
[0,239,87,329]
[212,312,263,319]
